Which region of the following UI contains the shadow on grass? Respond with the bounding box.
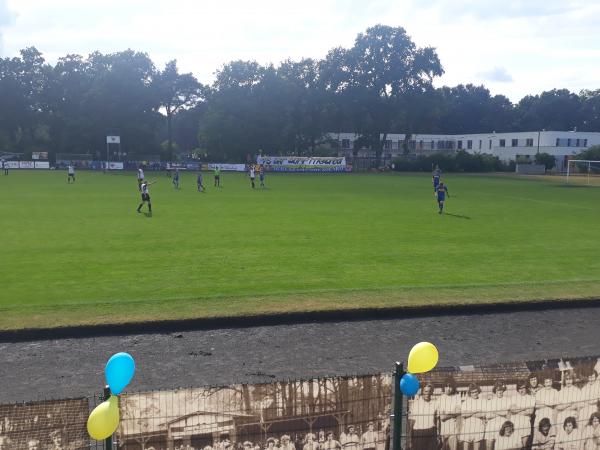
[445,213,471,220]
[144,212,153,218]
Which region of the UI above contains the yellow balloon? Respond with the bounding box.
[87,395,120,440]
[407,342,439,374]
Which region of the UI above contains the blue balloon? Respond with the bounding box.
[400,373,420,396]
[105,352,135,395]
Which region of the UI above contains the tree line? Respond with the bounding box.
[1,24,599,163]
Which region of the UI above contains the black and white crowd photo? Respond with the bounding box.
[408,357,600,450]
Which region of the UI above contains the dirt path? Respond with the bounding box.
[1,305,599,403]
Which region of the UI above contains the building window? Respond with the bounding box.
[575,139,580,147]
[499,139,506,147]
[467,140,473,149]
[457,140,463,149]
[431,140,435,150]
[479,140,482,150]
[556,138,560,147]
[526,138,534,147]
[341,139,350,149]
[489,140,492,150]
[567,138,571,147]
[384,139,392,149]
[512,139,518,147]
[584,139,588,147]
[437,141,444,150]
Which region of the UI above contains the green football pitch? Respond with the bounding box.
[1,170,599,330]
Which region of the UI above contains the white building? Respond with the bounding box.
[329,130,600,169]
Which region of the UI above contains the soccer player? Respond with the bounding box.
[1,159,7,175]
[436,182,449,214]
[197,171,205,192]
[432,166,441,193]
[259,165,265,188]
[67,164,75,183]
[249,165,256,188]
[137,179,156,214]
[214,167,221,187]
[173,168,180,189]
[137,166,145,190]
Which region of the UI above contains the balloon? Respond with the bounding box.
[87,395,119,440]
[400,373,420,396]
[105,352,135,395]
[407,342,439,374]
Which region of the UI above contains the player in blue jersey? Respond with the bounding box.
[436,182,449,214]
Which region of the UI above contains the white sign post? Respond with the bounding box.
[106,135,121,171]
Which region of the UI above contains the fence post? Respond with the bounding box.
[103,386,113,450]
[392,362,405,450]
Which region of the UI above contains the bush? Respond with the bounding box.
[576,145,600,161]
[535,152,556,170]
[392,151,512,172]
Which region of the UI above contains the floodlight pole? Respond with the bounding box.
[392,362,405,450]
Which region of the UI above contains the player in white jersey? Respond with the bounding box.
[249,166,256,188]
[137,166,145,190]
[137,180,156,215]
[67,164,75,183]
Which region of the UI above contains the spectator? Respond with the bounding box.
[583,412,600,449]
[509,380,536,448]
[265,438,277,450]
[438,377,461,450]
[535,372,559,429]
[361,423,378,450]
[341,426,360,450]
[494,421,521,450]
[408,384,438,450]
[555,416,582,450]
[484,381,511,450]
[531,418,556,449]
[459,383,486,450]
[557,371,582,427]
[579,369,600,428]
[303,433,318,450]
[321,432,341,450]
[280,435,296,450]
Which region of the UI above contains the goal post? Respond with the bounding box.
[566,159,600,185]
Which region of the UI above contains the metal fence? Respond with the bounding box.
[0,393,106,450]
[2,355,600,450]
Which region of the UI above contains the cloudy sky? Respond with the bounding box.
[0,0,599,102]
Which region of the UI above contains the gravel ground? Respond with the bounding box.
[1,305,600,403]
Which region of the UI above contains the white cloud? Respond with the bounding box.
[478,67,513,83]
[0,0,16,53]
[2,0,600,102]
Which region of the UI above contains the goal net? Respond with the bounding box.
[566,160,600,186]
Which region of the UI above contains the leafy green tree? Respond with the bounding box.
[154,60,203,160]
[321,25,443,165]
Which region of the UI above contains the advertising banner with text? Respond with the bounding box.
[256,156,348,172]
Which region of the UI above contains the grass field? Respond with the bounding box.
[1,170,600,330]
